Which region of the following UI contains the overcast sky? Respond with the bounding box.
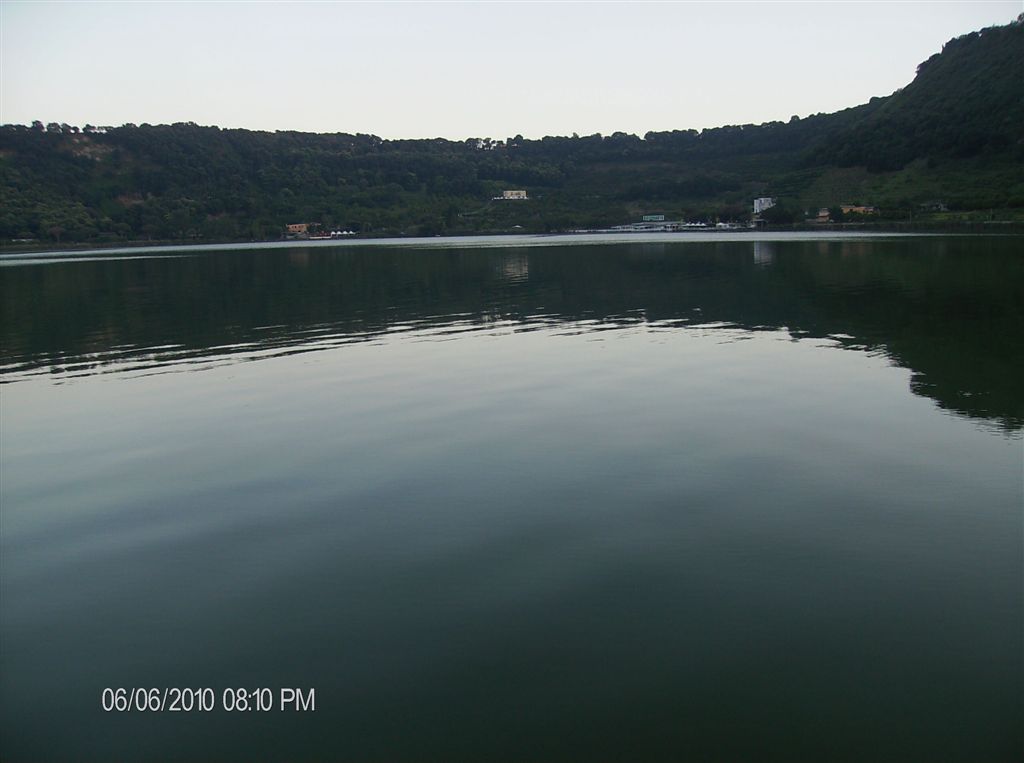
[1,1,1019,139]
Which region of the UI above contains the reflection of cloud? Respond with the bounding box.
[753,241,775,266]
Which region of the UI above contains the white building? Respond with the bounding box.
[753,197,776,215]
[500,190,528,200]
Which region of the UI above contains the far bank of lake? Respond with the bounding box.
[5,222,1024,258]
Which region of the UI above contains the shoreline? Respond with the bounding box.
[3,221,1023,258]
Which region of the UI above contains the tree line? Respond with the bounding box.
[2,19,1020,244]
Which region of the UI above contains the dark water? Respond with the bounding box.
[1,235,1021,762]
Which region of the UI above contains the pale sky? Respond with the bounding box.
[1,0,1020,139]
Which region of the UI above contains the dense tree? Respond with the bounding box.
[1,19,1020,244]
[760,203,801,225]
[813,20,1024,171]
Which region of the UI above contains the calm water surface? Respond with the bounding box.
[1,235,1021,761]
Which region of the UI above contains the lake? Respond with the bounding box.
[1,233,1021,761]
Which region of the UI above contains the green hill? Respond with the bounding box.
[817,19,1024,171]
[1,17,1021,245]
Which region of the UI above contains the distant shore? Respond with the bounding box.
[4,220,1023,257]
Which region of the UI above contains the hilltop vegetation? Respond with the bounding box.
[1,18,1021,244]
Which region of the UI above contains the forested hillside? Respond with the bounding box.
[2,18,1021,244]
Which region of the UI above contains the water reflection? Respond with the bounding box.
[753,240,775,266]
[2,236,1021,763]
[2,237,1021,430]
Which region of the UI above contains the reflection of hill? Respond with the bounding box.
[2,237,1021,430]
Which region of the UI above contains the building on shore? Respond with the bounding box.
[495,190,528,200]
[753,197,776,215]
[606,219,736,233]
